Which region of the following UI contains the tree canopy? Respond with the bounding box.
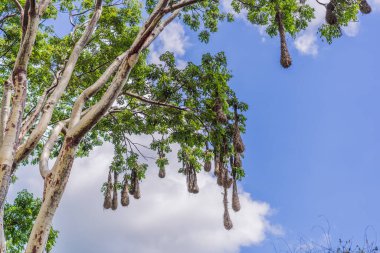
[4,190,58,253]
[0,0,373,252]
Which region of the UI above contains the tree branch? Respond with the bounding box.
[142,9,181,50]
[163,0,200,13]
[0,79,12,147]
[39,122,65,179]
[124,91,190,112]
[15,0,103,163]
[69,51,128,128]
[0,13,17,24]
[11,0,23,13]
[18,81,58,142]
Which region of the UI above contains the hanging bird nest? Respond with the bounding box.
[186,163,199,194]
[232,179,241,212]
[204,145,212,172]
[214,153,221,176]
[129,169,136,195]
[222,167,233,189]
[204,160,212,172]
[214,96,228,124]
[233,129,245,154]
[217,166,224,186]
[234,153,242,168]
[133,179,141,199]
[325,2,338,25]
[223,188,233,230]
[103,170,113,209]
[158,168,166,178]
[121,177,130,207]
[276,11,292,68]
[359,0,371,14]
[233,104,245,153]
[111,171,118,210]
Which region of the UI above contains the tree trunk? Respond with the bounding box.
[0,67,28,208]
[24,137,78,253]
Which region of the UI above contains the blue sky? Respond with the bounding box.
[183,5,380,252]
[8,1,380,252]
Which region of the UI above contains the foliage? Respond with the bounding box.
[0,0,374,245]
[0,0,372,166]
[4,190,59,253]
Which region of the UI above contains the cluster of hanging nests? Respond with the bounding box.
[103,167,140,210]
[103,95,246,231]
[210,98,245,230]
[278,0,371,69]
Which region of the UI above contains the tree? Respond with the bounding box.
[0,0,372,252]
[3,190,58,253]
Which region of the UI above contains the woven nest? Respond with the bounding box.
[186,165,199,194]
[276,11,292,68]
[223,189,233,230]
[133,180,141,199]
[103,171,113,209]
[111,172,118,210]
[360,0,371,14]
[232,179,241,212]
[214,98,228,124]
[233,130,245,154]
[234,153,242,168]
[158,168,166,178]
[325,2,338,25]
[214,155,221,176]
[121,179,130,207]
[204,160,212,172]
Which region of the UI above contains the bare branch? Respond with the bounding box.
[39,122,65,179]
[69,51,128,128]
[19,81,58,141]
[163,0,200,13]
[0,13,17,24]
[11,0,23,13]
[316,0,328,6]
[142,9,181,50]
[124,91,190,112]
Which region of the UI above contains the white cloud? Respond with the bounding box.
[293,0,326,56]
[9,142,277,253]
[343,22,360,37]
[294,33,319,56]
[149,22,189,68]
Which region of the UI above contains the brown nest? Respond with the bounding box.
[121,177,130,207]
[103,170,113,209]
[325,2,338,25]
[158,168,166,178]
[223,188,233,230]
[133,180,141,199]
[276,11,292,68]
[111,171,118,210]
[186,164,199,194]
[232,179,241,212]
[214,97,228,124]
[360,0,371,14]
[204,160,212,172]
